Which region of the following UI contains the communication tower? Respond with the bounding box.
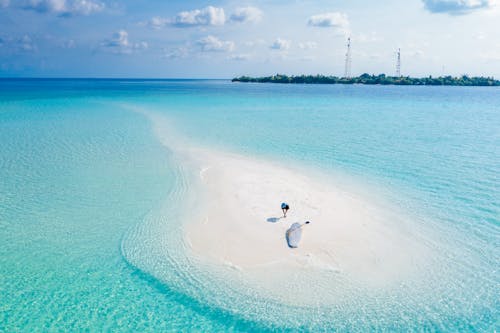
[344,37,352,78]
[396,48,401,77]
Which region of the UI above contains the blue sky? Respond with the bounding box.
[1,0,499,78]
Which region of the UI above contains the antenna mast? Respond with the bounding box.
[344,37,352,78]
[396,48,401,77]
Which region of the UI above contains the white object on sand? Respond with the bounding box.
[286,223,303,248]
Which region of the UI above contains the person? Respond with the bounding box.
[281,202,290,217]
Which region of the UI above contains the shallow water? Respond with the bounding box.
[0,79,498,331]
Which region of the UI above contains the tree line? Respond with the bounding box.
[232,73,500,86]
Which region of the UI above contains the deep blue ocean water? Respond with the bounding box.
[0,79,498,331]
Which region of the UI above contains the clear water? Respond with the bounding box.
[0,79,498,331]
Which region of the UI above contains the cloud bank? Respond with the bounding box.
[422,0,495,14]
[146,6,263,29]
[172,6,225,26]
[22,0,104,16]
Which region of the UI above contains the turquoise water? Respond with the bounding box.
[0,79,498,331]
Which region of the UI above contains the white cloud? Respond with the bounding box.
[422,0,496,14]
[308,12,350,35]
[147,16,169,29]
[197,35,234,52]
[102,30,128,47]
[270,38,290,50]
[69,0,103,15]
[24,0,65,12]
[145,6,262,30]
[299,41,317,49]
[172,6,225,26]
[230,6,262,23]
[22,0,104,16]
[101,30,147,54]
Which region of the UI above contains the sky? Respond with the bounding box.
[0,0,499,78]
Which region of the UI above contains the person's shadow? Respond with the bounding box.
[266,217,283,223]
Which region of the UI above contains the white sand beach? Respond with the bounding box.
[188,151,427,269]
[146,111,433,306]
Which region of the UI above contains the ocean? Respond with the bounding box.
[0,79,498,331]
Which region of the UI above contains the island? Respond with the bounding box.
[232,73,500,86]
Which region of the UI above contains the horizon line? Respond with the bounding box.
[0,77,230,80]
[0,73,498,80]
